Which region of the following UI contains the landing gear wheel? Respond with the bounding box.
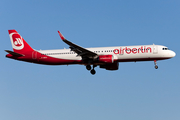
[155,65,158,69]
[86,65,91,70]
[90,69,96,75]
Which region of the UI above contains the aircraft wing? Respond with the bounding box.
[58,31,98,59]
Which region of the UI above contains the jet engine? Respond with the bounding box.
[98,55,114,63]
[99,62,119,70]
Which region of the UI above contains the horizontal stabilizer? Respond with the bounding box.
[5,50,24,57]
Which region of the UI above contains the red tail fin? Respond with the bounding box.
[8,30,34,54]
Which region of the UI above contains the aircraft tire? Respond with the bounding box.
[86,65,91,70]
[90,69,96,75]
[155,65,158,69]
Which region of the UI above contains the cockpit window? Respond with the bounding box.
[162,48,169,50]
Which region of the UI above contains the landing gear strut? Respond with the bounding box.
[154,60,158,69]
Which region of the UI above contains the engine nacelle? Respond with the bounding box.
[98,55,114,63]
[100,62,119,70]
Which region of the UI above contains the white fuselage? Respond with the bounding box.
[37,44,175,64]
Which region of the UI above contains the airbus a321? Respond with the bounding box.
[5,30,176,75]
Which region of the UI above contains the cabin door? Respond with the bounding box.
[153,45,158,54]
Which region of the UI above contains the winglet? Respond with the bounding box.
[58,31,65,40]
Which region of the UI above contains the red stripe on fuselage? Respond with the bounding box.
[114,57,171,62]
[6,51,82,65]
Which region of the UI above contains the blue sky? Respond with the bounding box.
[0,0,180,120]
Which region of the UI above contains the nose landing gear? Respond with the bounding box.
[154,60,158,69]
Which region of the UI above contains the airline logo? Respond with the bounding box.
[113,46,152,54]
[9,32,24,50]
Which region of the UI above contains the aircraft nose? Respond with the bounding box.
[171,51,176,57]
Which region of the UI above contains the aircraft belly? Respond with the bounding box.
[48,55,82,60]
[116,53,158,61]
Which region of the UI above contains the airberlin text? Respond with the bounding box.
[113,46,152,54]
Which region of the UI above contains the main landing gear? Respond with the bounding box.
[86,65,91,70]
[154,60,158,69]
[86,65,97,75]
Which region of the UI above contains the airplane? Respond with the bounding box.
[5,30,176,75]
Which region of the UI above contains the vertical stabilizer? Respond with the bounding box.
[8,30,34,54]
